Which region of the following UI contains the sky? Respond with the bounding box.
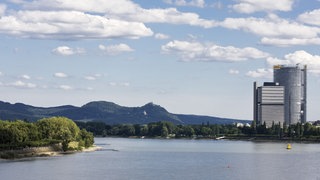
[0,0,320,121]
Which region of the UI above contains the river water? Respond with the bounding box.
[1,138,320,180]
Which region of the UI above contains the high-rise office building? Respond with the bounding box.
[254,65,307,126]
[254,82,285,127]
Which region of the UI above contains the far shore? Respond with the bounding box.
[106,135,320,143]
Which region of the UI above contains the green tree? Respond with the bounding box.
[161,126,169,137]
[140,125,149,136]
[78,129,94,148]
[200,127,212,137]
[36,117,80,151]
[183,126,195,137]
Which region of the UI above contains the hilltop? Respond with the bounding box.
[0,101,250,125]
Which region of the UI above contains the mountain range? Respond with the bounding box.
[0,100,250,125]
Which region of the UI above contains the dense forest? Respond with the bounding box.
[76,120,320,141]
[0,117,94,151]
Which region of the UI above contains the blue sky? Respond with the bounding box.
[0,0,320,121]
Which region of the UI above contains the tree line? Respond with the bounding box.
[76,120,320,141]
[0,117,94,151]
[75,121,246,138]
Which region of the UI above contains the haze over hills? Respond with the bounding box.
[0,101,250,125]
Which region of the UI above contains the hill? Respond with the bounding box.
[0,101,250,125]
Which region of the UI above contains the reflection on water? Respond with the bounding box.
[1,138,320,180]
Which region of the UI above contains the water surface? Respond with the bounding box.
[1,138,320,180]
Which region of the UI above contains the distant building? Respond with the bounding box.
[254,64,307,126]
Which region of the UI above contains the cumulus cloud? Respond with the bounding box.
[247,50,320,78]
[8,80,37,89]
[0,10,153,39]
[219,14,320,46]
[260,37,320,47]
[52,46,85,56]
[24,0,214,27]
[246,68,273,79]
[163,0,205,8]
[0,0,219,40]
[155,33,170,40]
[231,0,294,13]
[219,14,320,39]
[161,40,269,62]
[58,85,73,90]
[109,82,130,87]
[266,50,320,74]
[298,9,320,26]
[84,76,96,81]
[20,74,31,80]
[54,72,68,78]
[99,43,134,55]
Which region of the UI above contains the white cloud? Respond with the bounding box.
[9,80,37,88]
[58,85,73,90]
[161,40,269,62]
[298,9,320,26]
[84,76,96,81]
[266,50,320,74]
[246,68,273,79]
[54,72,68,78]
[99,43,134,55]
[0,10,153,39]
[229,69,240,75]
[25,0,212,27]
[0,0,217,41]
[218,14,320,46]
[260,37,320,46]
[52,46,85,56]
[84,74,101,80]
[118,8,216,28]
[109,82,130,87]
[20,74,31,80]
[163,0,205,8]
[248,50,320,79]
[155,33,170,40]
[231,0,294,14]
[219,14,320,39]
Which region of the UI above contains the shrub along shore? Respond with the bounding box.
[0,117,95,159]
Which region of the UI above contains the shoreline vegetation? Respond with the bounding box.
[77,120,320,142]
[0,117,95,159]
[3,117,320,159]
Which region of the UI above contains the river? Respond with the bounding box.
[1,138,320,180]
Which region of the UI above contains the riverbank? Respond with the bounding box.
[224,135,320,143]
[0,144,102,159]
[119,135,320,143]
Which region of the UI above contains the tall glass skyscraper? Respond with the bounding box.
[273,65,307,124]
[254,65,307,126]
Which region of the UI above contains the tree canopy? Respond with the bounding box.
[0,117,94,151]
